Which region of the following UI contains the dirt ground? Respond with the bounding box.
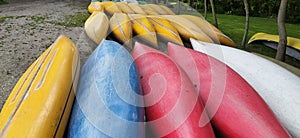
[0,0,98,110]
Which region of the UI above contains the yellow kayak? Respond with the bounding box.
[116,2,135,14]
[84,11,109,44]
[163,15,214,43]
[128,3,146,15]
[160,5,175,15]
[102,1,121,15]
[148,4,168,15]
[128,14,157,47]
[248,32,300,51]
[147,15,183,46]
[110,13,132,48]
[180,15,235,47]
[0,35,80,138]
[88,1,104,14]
[140,4,160,15]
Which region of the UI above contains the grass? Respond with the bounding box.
[49,12,90,27]
[184,12,300,68]
[0,16,14,23]
[204,13,300,45]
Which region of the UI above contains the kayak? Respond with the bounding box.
[116,2,135,14]
[128,3,146,15]
[148,4,168,15]
[140,4,160,15]
[248,32,300,60]
[191,39,300,137]
[88,1,104,14]
[248,32,300,51]
[109,13,132,49]
[180,15,235,47]
[168,42,290,137]
[84,11,109,44]
[162,15,214,43]
[102,1,121,15]
[0,35,80,138]
[147,15,183,46]
[160,5,175,15]
[132,42,215,137]
[128,14,157,48]
[67,40,144,138]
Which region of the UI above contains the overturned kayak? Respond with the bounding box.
[68,40,144,138]
[116,2,135,14]
[147,15,183,46]
[128,14,157,48]
[0,35,80,138]
[248,32,300,60]
[128,3,146,15]
[84,11,109,44]
[110,13,132,49]
[88,1,104,14]
[168,42,290,137]
[132,42,215,137]
[180,15,235,47]
[163,15,214,43]
[191,39,300,137]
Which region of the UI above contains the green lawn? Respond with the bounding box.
[191,12,300,68]
[205,13,300,45]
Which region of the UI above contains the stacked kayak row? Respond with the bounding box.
[1,1,300,138]
[85,1,235,51]
[2,35,300,137]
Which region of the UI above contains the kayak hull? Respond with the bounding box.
[132,42,215,138]
[168,42,290,137]
[67,40,144,138]
[0,35,80,138]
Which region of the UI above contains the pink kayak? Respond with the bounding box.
[132,42,215,137]
[167,43,290,138]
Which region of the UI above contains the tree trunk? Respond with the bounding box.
[164,0,168,5]
[209,0,218,28]
[276,0,288,61]
[177,0,181,14]
[204,0,207,19]
[241,0,249,49]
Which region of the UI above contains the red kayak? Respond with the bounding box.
[132,42,215,137]
[167,43,290,138]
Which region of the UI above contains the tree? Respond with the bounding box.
[177,0,181,14]
[241,0,249,49]
[276,0,288,61]
[209,0,218,28]
[204,0,207,19]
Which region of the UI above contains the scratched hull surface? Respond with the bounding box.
[68,40,144,138]
[191,39,300,137]
[168,43,290,137]
[0,35,80,138]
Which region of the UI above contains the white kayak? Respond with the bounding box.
[191,38,300,138]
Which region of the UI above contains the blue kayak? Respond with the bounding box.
[67,40,145,138]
